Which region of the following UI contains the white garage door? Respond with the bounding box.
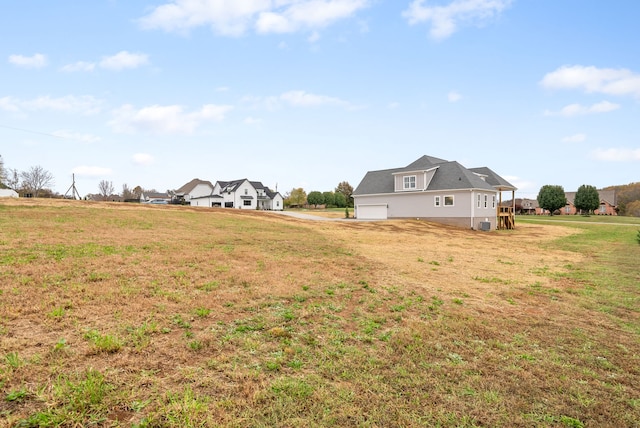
[357,204,388,220]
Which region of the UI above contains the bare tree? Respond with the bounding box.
[98,180,115,201]
[6,169,19,191]
[121,183,135,200]
[20,165,55,197]
[0,155,6,185]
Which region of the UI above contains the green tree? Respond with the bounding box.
[574,184,600,215]
[537,185,566,215]
[307,191,324,208]
[334,192,347,208]
[322,191,335,207]
[335,181,354,207]
[286,188,307,207]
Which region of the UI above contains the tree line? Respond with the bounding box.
[0,155,55,197]
[536,183,640,216]
[0,155,158,200]
[284,181,354,208]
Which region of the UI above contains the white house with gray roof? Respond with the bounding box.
[353,155,516,230]
[189,179,283,210]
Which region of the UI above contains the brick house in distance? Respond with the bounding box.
[562,189,617,215]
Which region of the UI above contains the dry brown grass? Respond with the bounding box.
[0,199,638,427]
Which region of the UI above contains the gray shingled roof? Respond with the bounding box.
[468,167,516,190]
[354,156,515,196]
[217,179,282,199]
[175,178,214,195]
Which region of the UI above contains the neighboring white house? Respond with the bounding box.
[189,179,283,210]
[0,189,19,198]
[173,179,215,204]
[353,155,516,230]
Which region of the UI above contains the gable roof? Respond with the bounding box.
[565,189,617,206]
[468,167,517,191]
[175,178,214,195]
[216,179,282,199]
[354,155,516,196]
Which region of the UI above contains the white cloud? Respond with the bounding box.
[241,90,356,111]
[544,101,620,117]
[280,90,349,107]
[590,148,640,162]
[402,0,512,40]
[308,31,321,43]
[61,61,96,72]
[73,166,113,177]
[215,86,230,92]
[541,65,640,98]
[52,130,102,143]
[109,103,233,134]
[99,51,150,71]
[0,96,21,112]
[562,133,586,143]
[139,0,368,36]
[244,116,263,125]
[132,153,155,165]
[8,53,47,68]
[0,95,103,115]
[447,91,462,102]
[388,102,400,109]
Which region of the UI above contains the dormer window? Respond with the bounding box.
[403,175,416,190]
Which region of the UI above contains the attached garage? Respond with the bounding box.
[356,204,388,220]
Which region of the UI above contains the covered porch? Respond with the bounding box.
[497,188,516,230]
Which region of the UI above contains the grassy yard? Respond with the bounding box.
[0,200,638,427]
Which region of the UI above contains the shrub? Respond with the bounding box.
[636,230,640,245]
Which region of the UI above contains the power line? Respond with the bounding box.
[0,124,65,139]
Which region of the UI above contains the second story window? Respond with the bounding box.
[403,175,416,190]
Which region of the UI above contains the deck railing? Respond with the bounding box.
[497,206,515,230]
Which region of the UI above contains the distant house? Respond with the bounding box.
[189,179,283,210]
[562,189,617,215]
[0,189,19,198]
[353,155,517,230]
[173,179,215,205]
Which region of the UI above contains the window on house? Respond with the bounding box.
[599,205,606,213]
[277,201,280,207]
[403,175,416,190]
[435,196,441,207]
[477,194,481,208]
[244,189,248,195]
[484,194,488,208]
[492,195,496,209]
[225,202,234,208]
[444,196,454,206]
[243,200,251,207]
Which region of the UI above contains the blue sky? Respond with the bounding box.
[1,0,639,199]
